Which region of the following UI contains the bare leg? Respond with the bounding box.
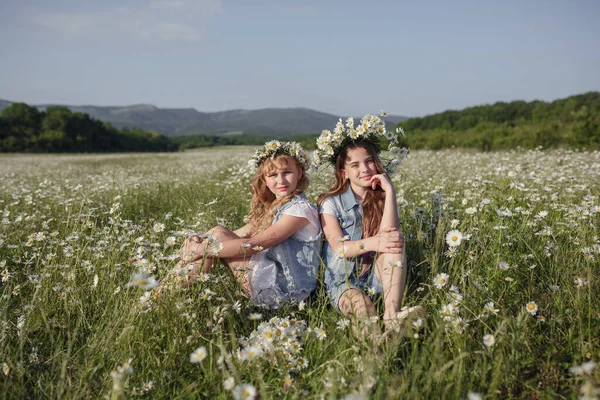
[186,226,252,294]
[374,250,426,336]
[338,289,381,341]
[374,250,407,321]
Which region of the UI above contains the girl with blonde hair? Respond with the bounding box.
[178,141,321,309]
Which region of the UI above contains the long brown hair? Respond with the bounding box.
[317,140,386,238]
[248,155,309,235]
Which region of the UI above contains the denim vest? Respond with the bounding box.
[321,186,383,305]
[248,193,322,309]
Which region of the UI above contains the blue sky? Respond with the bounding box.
[1,0,599,117]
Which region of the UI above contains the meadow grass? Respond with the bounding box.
[0,147,598,399]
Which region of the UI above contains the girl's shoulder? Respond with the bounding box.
[286,194,317,212]
[319,195,342,217]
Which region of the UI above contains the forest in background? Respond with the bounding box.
[0,104,177,152]
[1,92,598,152]
[397,91,599,151]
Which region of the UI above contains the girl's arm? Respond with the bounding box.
[188,215,309,259]
[233,223,253,238]
[321,213,401,258]
[372,174,400,231]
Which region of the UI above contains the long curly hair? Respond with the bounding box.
[248,155,309,235]
[317,140,386,238]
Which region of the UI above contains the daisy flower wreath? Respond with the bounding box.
[248,140,310,170]
[312,112,409,173]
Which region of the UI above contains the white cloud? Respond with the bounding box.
[123,21,204,42]
[28,1,220,43]
[149,0,221,16]
[31,11,96,34]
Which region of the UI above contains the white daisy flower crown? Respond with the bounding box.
[248,140,310,170]
[312,111,409,172]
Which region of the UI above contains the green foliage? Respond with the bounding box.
[0,103,177,153]
[396,92,600,151]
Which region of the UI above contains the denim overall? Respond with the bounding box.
[248,194,322,309]
[321,186,383,311]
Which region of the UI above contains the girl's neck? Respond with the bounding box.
[349,183,368,201]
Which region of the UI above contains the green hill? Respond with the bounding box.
[395,92,600,151]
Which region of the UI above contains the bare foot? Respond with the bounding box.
[383,306,427,338]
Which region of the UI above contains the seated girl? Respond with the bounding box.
[177,141,321,309]
[314,114,424,336]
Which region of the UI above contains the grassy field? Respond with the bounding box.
[0,147,598,399]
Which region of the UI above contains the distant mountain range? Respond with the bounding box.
[0,99,408,137]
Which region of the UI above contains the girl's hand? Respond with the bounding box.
[369,173,394,193]
[181,235,203,262]
[375,227,404,253]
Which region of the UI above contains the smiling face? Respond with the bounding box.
[263,156,303,199]
[342,146,379,192]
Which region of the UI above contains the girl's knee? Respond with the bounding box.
[207,225,229,240]
[339,290,376,317]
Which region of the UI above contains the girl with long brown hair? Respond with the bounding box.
[177,141,321,309]
[314,114,423,337]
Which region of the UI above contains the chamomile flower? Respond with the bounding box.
[141,381,153,392]
[232,384,257,400]
[525,301,538,315]
[498,261,510,271]
[314,326,327,340]
[248,313,262,321]
[224,377,235,391]
[336,245,346,259]
[239,346,262,361]
[484,301,499,315]
[433,273,450,289]
[336,318,350,330]
[153,223,165,233]
[126,273,158,290]
[445,230,463,247]
[483,334,495,347]
[190,346,207,363]
[1,268,10,282]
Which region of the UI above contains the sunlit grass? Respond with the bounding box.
[0,147,598,399]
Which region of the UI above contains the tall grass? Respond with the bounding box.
[0,147,598,399]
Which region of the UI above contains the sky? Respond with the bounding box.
[1,0,599,117]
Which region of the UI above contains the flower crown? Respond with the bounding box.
[248,140,310,170]
[312,111,409,172]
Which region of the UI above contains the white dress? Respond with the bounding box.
[247,194,322,309]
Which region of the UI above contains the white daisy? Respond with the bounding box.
[483,334,495,347]
[445,230,463,247]
[190,346,207,363]
[526,301,538,315]
[433,273,449,289]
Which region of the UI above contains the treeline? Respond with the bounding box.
[0,102,321,153]
[0,103,178,152]
[173,133,319,151]
[3,93,598,153]
[173,134,273,150]
[395,92,600,151]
